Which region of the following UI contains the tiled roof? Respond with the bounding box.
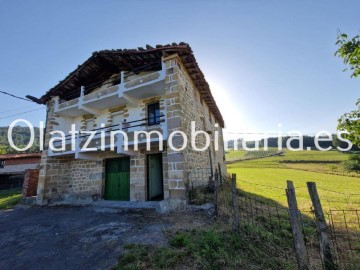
[0,163,39,174]
[0,153,42,160]
[32,43,224,127]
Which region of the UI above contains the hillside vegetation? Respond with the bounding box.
[0,126,40,153]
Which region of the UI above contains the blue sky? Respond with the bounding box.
[0,0,359,139]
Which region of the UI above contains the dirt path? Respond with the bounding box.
[0,205,210,270]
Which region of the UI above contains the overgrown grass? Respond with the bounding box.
[0,188,22,209]
[115,223,296,270]
[188,186,214,205]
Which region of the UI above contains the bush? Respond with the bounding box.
[344,154,360,172]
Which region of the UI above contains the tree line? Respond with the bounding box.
[227,135,360,151]
[0,126,40,154]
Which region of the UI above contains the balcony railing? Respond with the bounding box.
[48,115,168,159]
[54,61,166,117]
[58,98,79,110]
[82,85,119,102]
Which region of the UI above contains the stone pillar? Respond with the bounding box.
[22,169,39,197]
[164,55,187,209]
[36,98,56,205]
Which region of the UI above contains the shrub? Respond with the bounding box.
[344,154,360,172]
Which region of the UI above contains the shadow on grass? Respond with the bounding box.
[220,184,360,269]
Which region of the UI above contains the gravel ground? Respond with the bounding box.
[0,205,210,270]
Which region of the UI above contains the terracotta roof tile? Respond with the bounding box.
[0,153,42,160]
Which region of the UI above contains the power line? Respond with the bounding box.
[0,107,45,120]
[0,105,40,114]
[0,90,33,103]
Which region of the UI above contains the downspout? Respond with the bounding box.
[43,104,50,151]
[208,146,213,178]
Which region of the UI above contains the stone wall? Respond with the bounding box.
[37,101,105,204]
[37,153,103,203]
[164,56,187,208]
[163,54,227,193]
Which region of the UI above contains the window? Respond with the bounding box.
[111,113,122,130]
[85,118,94,131]
[0,159,5,168]
[148,102,161,126]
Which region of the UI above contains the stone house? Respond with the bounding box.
[29,43,226,209]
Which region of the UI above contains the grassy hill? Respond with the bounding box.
[227,148,351,174]
[227,149,360,215]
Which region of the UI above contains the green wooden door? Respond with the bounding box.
[105,157,130,201]
[147,154,163,201]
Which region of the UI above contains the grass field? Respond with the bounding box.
[0,188,22,210]
[226,149,360,213]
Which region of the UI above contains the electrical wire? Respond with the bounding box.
[0,90,33,102]
[0,105,41,114]
[0,107,45,120]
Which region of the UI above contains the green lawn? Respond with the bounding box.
[228,167,360,211]
[226,149,360,229]
[0,188,22,209]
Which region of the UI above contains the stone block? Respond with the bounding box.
[167,153,184,163]
[167,117,181,129]
[169,189,186,200]
[177,180,185,189]
[168,170,184,179]
[169,180,178,189]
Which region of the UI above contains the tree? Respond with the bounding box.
[335,32,360,78]
[344,154,360,172]
[335,32,360,147]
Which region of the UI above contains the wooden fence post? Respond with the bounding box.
[214,170,219,217]
[307,182,338,270]
[231,173,240,231]
[286,180,309,270]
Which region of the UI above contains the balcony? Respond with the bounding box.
[48,115,168,159]
[54,62,166,117]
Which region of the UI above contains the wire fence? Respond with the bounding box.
[327,210,360,269]
[216,176,298,268]
[187,170,360,269]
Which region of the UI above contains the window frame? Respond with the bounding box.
[147,102,161,126]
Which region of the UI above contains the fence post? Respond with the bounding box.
[218,163,222,186]
[231,173,239,231]
[307,182,338,270]
[286,180,309,270]
[214,170,219,217]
